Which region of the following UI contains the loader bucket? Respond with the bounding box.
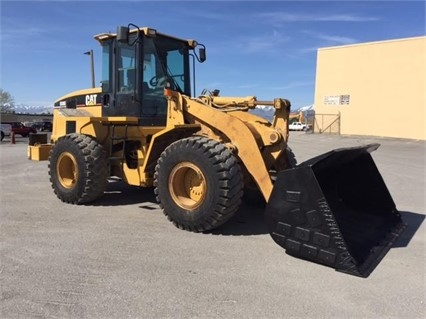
[265,144,406,277]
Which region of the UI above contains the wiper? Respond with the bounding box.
[166,69,184,93]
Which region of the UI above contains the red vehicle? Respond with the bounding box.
[7,122,37,137]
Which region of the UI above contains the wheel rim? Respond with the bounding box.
[56,152,78,189]
[169,162,206,210]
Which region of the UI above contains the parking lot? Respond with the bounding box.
[1,133,425,318]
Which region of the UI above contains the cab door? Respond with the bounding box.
[101,38,142,117]
[113,41,141,117]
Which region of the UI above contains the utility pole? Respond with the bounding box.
[84,50,95,88]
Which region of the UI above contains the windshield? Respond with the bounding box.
[143,35,190,95]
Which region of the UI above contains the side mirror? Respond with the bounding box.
[117,26,129,43]
[199,47,206,63]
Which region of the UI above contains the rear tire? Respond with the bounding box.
[154,136,243,232]
[1,132,4,141]
[48,133,109,204]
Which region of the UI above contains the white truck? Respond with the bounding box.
[1,123,12,141]
[288,122,307,131]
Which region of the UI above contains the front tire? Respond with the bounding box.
[48,133,109,204]
[154,137,243,232]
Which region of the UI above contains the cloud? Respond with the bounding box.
[315,34,357,44]
[236,30,290,53]
[298,46,320,54]
[236,83,260,89]
[304,31,357,45]
[256,12,380,23]
[297,31,358,53]
[295,30,359,53]
[180,10,234,21]
[0,26,45,40]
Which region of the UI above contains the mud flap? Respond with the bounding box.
[265,144,406,277]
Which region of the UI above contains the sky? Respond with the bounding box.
[1,0,425,110]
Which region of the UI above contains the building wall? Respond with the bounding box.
[314,36,426,140]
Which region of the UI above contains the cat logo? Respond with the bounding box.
[85,94,97,106]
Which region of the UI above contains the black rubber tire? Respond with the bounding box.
[1,132,4,141]
[48,133,109,204]
[286,146,297,168]
[154,136,244,232]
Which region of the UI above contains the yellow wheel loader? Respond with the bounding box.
[28,24,405,277]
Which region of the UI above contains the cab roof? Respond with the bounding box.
[94,27,198,48]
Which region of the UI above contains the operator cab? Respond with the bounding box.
[96,25,205,126]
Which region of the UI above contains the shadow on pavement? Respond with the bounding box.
[93,179,157,207]
[92,180,425,240]
[93,179,269,235]
[209,203,268,236]
[394,211,425,248]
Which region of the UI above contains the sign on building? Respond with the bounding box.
[324,95,350,105]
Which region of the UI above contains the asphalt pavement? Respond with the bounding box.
[1,133,425,318]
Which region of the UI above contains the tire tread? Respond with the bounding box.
[154,136,243,232]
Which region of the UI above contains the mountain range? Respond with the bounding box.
[13,104,53,114]
[250,104,315,122]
